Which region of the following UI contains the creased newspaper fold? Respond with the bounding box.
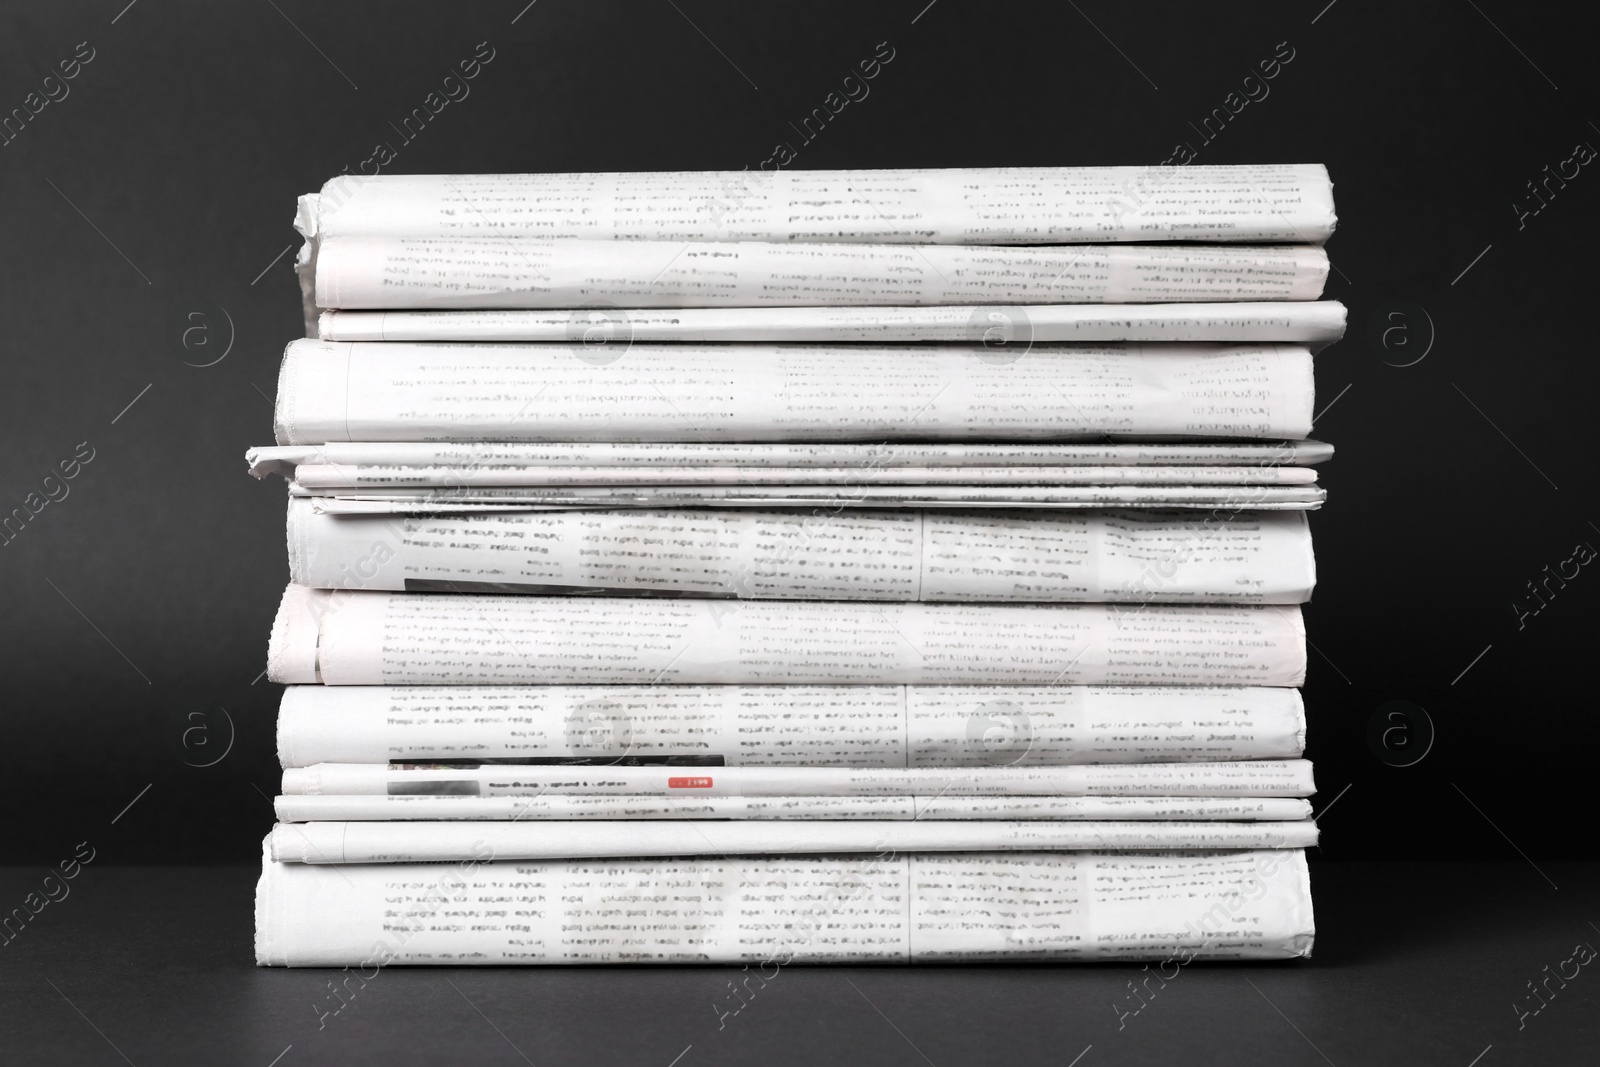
[281,760,1316,798]
[276,682,1306,767]
[255,846,1316,964]
[313,238,1329,310]
[300,485,1326,513]
[317,301,1348,345]
[249,440,1334,478]
[272,794,1315,822]
[272,341,1316,444]
[290,465,1319,488]
[296,165,1336,244]
[268,818,1319,863]
[266,587,1307,687]
[281,503,1316,603]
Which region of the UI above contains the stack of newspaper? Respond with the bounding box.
[253,166,1337,966]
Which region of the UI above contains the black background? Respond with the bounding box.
[2,0,1595,872]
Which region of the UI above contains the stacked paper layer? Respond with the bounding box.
[253,164,1336,965]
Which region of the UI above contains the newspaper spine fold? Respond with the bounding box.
[255,845,1316,964]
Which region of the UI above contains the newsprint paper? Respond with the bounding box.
[249,440,1336,476]
[274,683,1307,767]
[279,760,1317,798]
[272,341,1315,444]
[296,165,1337,245]
[281,504,1318,603]
[312,238,1328,310]
[272,794,1315,822]
[266,587,1308,686]
[255,847,1316,964]
[267,819,1319,863]
[316,301,1347,345]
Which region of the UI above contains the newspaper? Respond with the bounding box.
[300,485,1326,513]
[283,503,1315,603]
[266,586,1307,686]
[280,760,1316,798]
[314,237,1328,310]
[272,340,1315,444]
[255,846,1316,964]
[273,794,1315,822]
[276,682,1306,767]
[249,440,1335,478]
[296,165,1336,245]
[268,819,1319,863]
[317,301,1348,344]
[290,465,1318,488]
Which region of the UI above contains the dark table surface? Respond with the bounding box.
[1,860,1595,1065]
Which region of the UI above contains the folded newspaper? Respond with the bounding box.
[274,683,1306,767]
[277,504,1317,602]
[268,818,1319,863]
[249,440,1335,476]
[272,341,1316,444]
[295,165,1336,246]
[312,238,1329,310]
[280,760,1317,798]
[256,847,1316,964]
[298,485,1327,513]
[273,794,1316,822]
[315,301,1347,345]
[266,586,1308,687]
